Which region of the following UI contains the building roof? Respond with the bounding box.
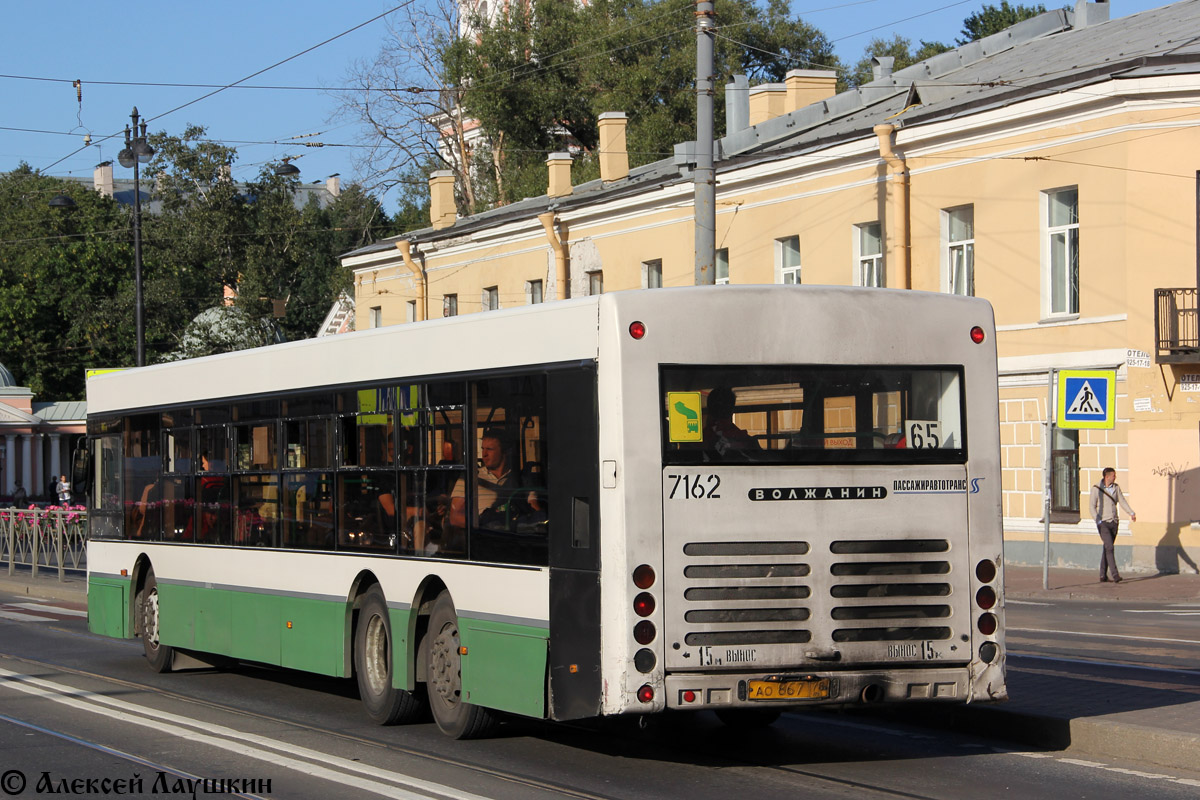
[31,401,87,423]
[345,0,1200,258]
[67,175,339,214]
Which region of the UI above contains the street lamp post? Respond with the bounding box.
[117,107,154,367]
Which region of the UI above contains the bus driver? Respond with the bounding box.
[448,429,517,534]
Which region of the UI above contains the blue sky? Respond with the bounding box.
[1,0,1167,210]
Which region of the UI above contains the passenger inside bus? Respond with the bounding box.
[703,387,761,461]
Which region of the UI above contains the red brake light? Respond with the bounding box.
[634,620,656,645]
[976,586,997,610]
[970,326,986,344]
[634,592,656,617]
[633,564,656,589]
[629,321,646,339]
[976,559,997,583]
[977,613,998,636]
[637,684,655,703]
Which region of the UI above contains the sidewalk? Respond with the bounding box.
[2,565,1198,771]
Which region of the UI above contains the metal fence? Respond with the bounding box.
[0,508,87,580]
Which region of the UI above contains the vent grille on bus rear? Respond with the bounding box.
[679,540,813,648]
[829,539,953,643]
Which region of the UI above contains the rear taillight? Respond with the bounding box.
[634,592,655,617]
[975,586,996,610]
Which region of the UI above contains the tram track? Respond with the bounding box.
[0,649,956,800]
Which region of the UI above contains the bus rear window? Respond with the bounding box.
[661,365,965,465]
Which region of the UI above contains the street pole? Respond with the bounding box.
[693,0,716,285]
[118,107,154,368]
[1043,368,1056,590]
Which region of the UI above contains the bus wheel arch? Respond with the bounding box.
[410,575,447,684]
[130,554,154,637]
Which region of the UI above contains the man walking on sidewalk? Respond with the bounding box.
[1090,467,1135,583]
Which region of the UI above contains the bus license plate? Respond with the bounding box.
[747,678,831,701]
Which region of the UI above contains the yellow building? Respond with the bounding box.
[343,1,1200,573]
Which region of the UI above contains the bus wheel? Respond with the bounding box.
[715,708,781,730]
[425,592,498,739]
[140,570,173,673]
[354,586,426,725]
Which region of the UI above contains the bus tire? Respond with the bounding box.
[715,708,781,730]
[140,570,174,673]
[354,586,426,725]
[425,592,499,739]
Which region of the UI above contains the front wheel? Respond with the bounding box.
[354,586,427,724]
[425,592,499,739]
[140,570,173,673]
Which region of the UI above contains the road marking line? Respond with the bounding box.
[12,602,87,617]
[1007,652,1200,677]
[1173,778,1200,787]
[1059,758,1106,768]
[1102,767,1169,779]
[0,668,491,800]
[0,610,46,622]
[1008,627,1200,646]
[1004,600,1053,606]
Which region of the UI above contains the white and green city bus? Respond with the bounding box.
[85,286,1006,738]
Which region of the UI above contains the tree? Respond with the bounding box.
[0,165,136,398]
[958,2,1047,44]
[847,35,952,88]
[454,0,842,208]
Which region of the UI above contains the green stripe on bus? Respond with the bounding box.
[157,584,350,678]
[459,616,547,719]
[87,575,132,639]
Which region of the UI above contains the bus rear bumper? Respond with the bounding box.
[663,667,978,710]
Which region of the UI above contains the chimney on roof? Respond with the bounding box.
[1073,0,1110,28]
[726,74,750,133]
[871,57,895,82]
[598,112,629,183]
[547,152,573,197]
[785,69,838,113]
[428,170,457,230]
[326,175,341,197]
[748,84,786,126]
[94,162,114,198]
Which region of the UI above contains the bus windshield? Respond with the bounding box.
[661,365,965,465]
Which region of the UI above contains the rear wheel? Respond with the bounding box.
[140,570,173,673]
[425,592,499,739]
[354,586,426,724]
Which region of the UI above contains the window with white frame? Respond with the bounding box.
[443,294,458,317]
[715,248,729,285]
[483,286,499,311]
[856,223,884,287]
[777,236,801,284]
[527,279,543,304]
[405,300,416,323]
[369,306,382,328]
[1044,187,1079,315]
[643,259,663,289]
[945,206,974,296]
[588,271,604,296]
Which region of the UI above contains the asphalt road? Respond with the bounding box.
[1,590,1198,800]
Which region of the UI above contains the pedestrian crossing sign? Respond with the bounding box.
[1056,369,1116,429]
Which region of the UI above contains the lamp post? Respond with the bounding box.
[117,107,154,367]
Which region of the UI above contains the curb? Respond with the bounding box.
[904,703,1200,772]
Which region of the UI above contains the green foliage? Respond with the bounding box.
[454,0,841,208]
[847,35,952,88]
[0,131,390,398]
[958,2,1047,44]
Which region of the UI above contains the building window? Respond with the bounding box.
[777,236,801,285]
[406,300,416,323]
[643,259,663,289]
[443,294,458,317]
[945,206,974,296]
[483,286,499,311]
[369,306,382,328]
[1045,187,1079,316]
[856,223,884,287]
[1050,427,1079,522]
[715,248,729,285]
[527,279,543,305]
[588,271,604,296]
